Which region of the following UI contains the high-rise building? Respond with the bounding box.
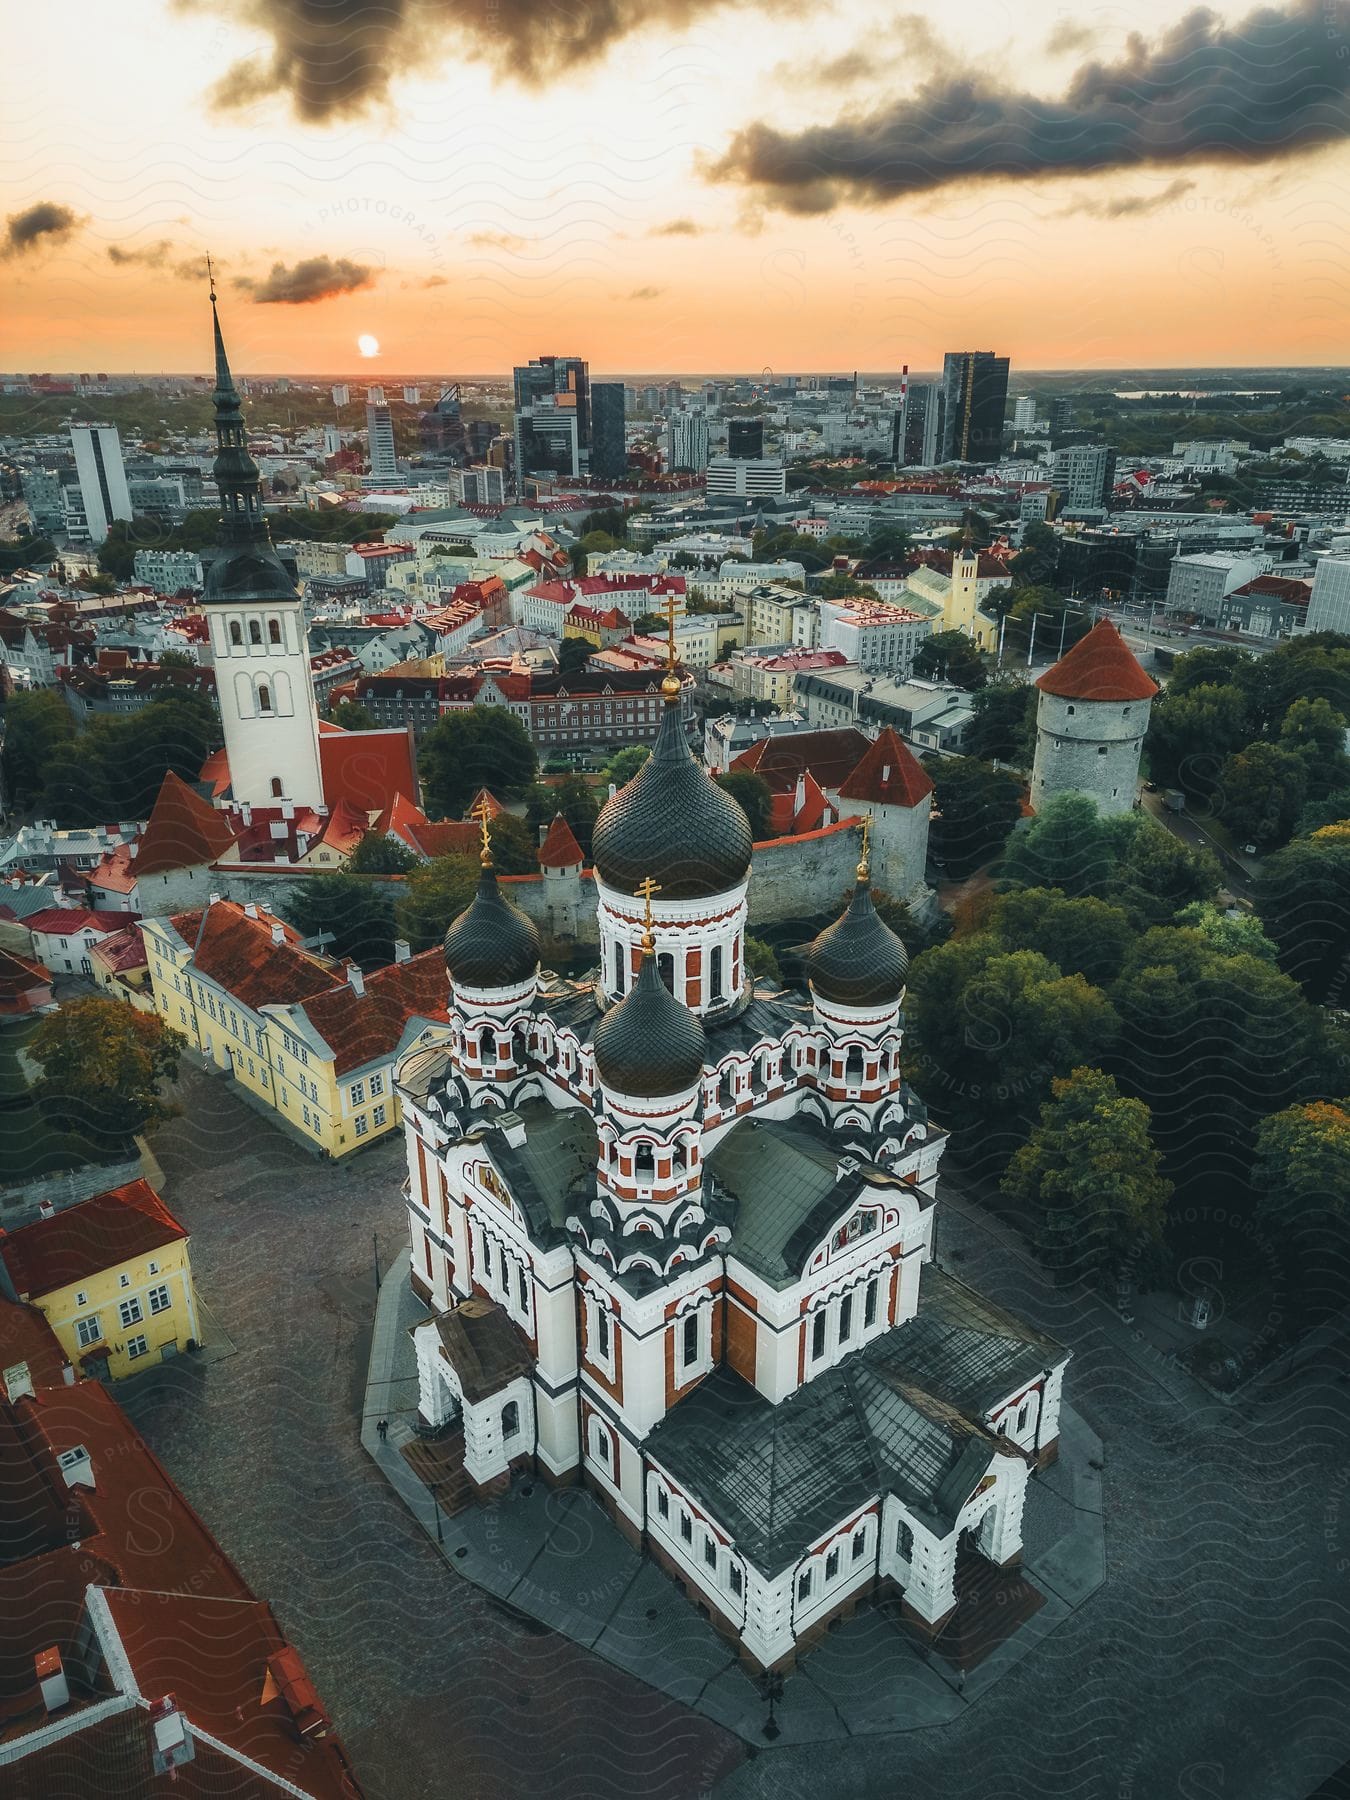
[366,402,398,480]
[667,410,711,473]
[1050,443,1118,511]
[892,383,941,467]
[590,383,627,481]
[514,403,580,484]
[705,456,786,498]
[939,352,1010,463]
[727,418,765,459]
[1013,396,1037,431]
[68,424,132,546]
[1047,397,1073,435]
[331,383,351,407]
[1306,555,1350,635]
[419,384,466,459]
[402,385,421,404]
[322,424,343,456]
[514,356,589,447]
[665,382,684,410]
[367,385,386,404]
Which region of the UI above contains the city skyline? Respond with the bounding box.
[5,0,1350,373]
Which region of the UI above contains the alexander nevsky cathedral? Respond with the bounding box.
[395,654,1070,1674]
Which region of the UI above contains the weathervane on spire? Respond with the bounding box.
[636,875,662,952]
[471,795,494,867]
[206,253,216,304]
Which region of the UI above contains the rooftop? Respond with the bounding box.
[1034,619,1159,702]
[0,1179,187,1300]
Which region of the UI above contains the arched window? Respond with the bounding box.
[270,777,283,798]
[710,944,724,1001]
[844,1045,865,1083]
[657,952,674,994]
[634,1142,655,1181]
[502,1400,520,1438]
[594,1306,611,1361]
[268,617,282,644]
[682,1311,700,1369]
[249,619,262,645]
[480,1026,495,1062]
[613,940,625,995]
[256,682,272,714]
[229,620,243,647]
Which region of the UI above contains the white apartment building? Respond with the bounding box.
[705,456,787,498]
[819,597,932,675]
[696,559,808,605]
[366,402,399,480]
[1306,555,1350,635]
[68,424,133,546]
[667,411,711,473]
[131,548,205,595]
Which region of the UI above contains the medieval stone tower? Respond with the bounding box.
[1030,619,1158,817]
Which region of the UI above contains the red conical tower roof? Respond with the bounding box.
[538,812,584,868]
[1035,619,1158,702]
[134,771,237,875]
[837,727,934,809]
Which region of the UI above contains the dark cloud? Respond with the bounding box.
[708,1,1350,214]
[1045,18,1095,56]
[1,201,83,260]
[1061,177,1196,218]
[235,255,376,303]
[107,239,174,267]
[190,0,751,120]
[629,285,663,300]
[650,218,705,236]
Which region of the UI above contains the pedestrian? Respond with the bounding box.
[376,1418,388,1441]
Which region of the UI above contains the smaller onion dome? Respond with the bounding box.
[805,858,908,1008]
[443,864,540,989]
[593,950,707,1098]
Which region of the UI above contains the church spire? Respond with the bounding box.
[207,275,267,549]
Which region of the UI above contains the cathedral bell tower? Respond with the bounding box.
[202,276,325,811]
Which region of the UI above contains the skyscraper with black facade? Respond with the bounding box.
[590,383,627,481]
[939,351,1010,463]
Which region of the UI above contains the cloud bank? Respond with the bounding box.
[235,255,376,303]
[2,202,82,259]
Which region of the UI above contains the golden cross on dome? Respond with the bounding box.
[662,589,679,670]
[857,813,872,881]
[636,874,662,951]
[470,795,494,867]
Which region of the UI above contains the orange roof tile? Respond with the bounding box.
[1035,619,1159,702]
[176,901,341,1011]
[318,721,417,815]
[0,1179,187,1300]
[134,771,237,876]
[296,950,448,1076]
[732,728,872,793]
[538,812,584,868]
[835,727,934,809]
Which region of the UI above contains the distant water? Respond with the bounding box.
[1113,389,1282,400]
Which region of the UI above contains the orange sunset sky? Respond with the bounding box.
[4,0,1350,375]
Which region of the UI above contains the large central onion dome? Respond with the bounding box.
[592,701,753,901]
[444,864,540,989]
[593,950,707,1097]
[805,867,908,1008]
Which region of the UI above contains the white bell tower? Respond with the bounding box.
[202,285,324,811]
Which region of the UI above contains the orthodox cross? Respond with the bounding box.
[662,589,679,669]
[858,813,872,878]
[637,874,662,950]
[470,795,494,865]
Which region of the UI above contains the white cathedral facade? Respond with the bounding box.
[395,666,1070,1674]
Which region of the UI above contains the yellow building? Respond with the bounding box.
[142,897,449,1158]
[0,1179,200,1379]
[89,922,157,1015]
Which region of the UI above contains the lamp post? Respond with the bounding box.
[761,1670,784,1741]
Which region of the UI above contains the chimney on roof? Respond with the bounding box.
[128,842,138,859]
[36,1648,69,1713]
[394,939,411,963]
[38,1196,55,1220]
[271,922,285,945]
[208,891,221,906]
[148,1695,195,1774]
[5,1362,34,1404]
[57,1445,94,1490]
[348,965,365,997]
[62,1362,75,1386]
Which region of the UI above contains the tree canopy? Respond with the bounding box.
[327,700,378,732]
[964,680,1037,765]
[924,756,1023,878]
[395,854,482,952]
[714,769,775,841]
[913,630,987,690]
[31,997,183,1149]
[1257,827,1350,1000]
[282,873,397,966]
[419,707,538,820]
[525,776,600,855]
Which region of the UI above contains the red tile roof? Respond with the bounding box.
[133,771,238,876]
[836,727,935,809]
[87,842,138,893]
[0,946,53,1007]
[317,720,417,816]
[538,813,584,868]
[0,1179,187,1299]
[732,727,873,794]
[88,922,147,976]
[25,908,110,937]
[173,901,341,1011]
[1035,619,1159,702]
[295,950,448,1076]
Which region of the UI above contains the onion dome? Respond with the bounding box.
[593,949,707,1098]
[805,836,908,1007]
[592,701,753,900]
[443,831,540,988]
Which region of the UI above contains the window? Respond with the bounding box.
[657,951,674,993]
[1017,1401,1030,1433]
[634,1142,655,1182]
[369,1072,384,1097]
[119,1273,130,1290]
[75,1290,87,1307]
[1097,744,1108,756]
[595,1305,611,1361]
[852,1529,867,1561]
[682,1311,700,1369]
[865,1277,879,1328]
[825,1547,840,1581]
[657,1487,670,1519]
[613,940,626,996]
[838,1293,853,1344]
[350,1080,366,1106]
[704,1535,717,1569]
[148,1284,171,1315]
[797,1569,812,1601]
[710,943,724,1000]
[271,776,284,798]
[76,1315,102,1348]
[118,1297,142,1328]
[302,1104,311,1127]
[811,1310,827,1361]
[354,1114,368,1138]
[126,1334,149,1360]
[268,617,281,643]
[148,1262,158,1276]
[373,1103,387,1128]
[680,1512,693,1544]
[257,682,272,713]
[896,1520,914,1561]
[502,1400,520,1438]
[729,1564,743,1597]
[517,1265,528,1310]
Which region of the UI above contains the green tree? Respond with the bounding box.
[744,936,782,985]
[913,630,987,690]
[1146,681,1254,796]
[1253,1101,1350,1227]
[1173,901,1279,963]
[0,532,55,576]
[1003,1067,1170,1282]
[714,769,775,841]
[31,997,183,1147]
[607,745,651,785]
[526,775,599,855]
[1008,521,1059,588]
[347,833,418,874]
[817,574,882,602]
[1278,695,1350,798]
[965,680,1037,764]
[1003,588,1087,656]
[327,700,378,731]
[1108,817,1221,926]
[1295,788,1350,837]
[925,756,1023,878]
[1165,644,1254,700]
[1,690,75,803]
[1257,826,1350,999]
[569,530,620,575]
[282,873,396,966]
[557,636,593,675]
[395,854,482,952]
[1215,741,1308,849]
[989,887,1135,987]
[419,707,537,820]
[484,813,539,874]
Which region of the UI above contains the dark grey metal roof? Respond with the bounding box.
[593,952,707,1098]
[477,1098,597,1242]
[444,865,540,988]
[804,875,908,1007]
[898,1264,1066,1414]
